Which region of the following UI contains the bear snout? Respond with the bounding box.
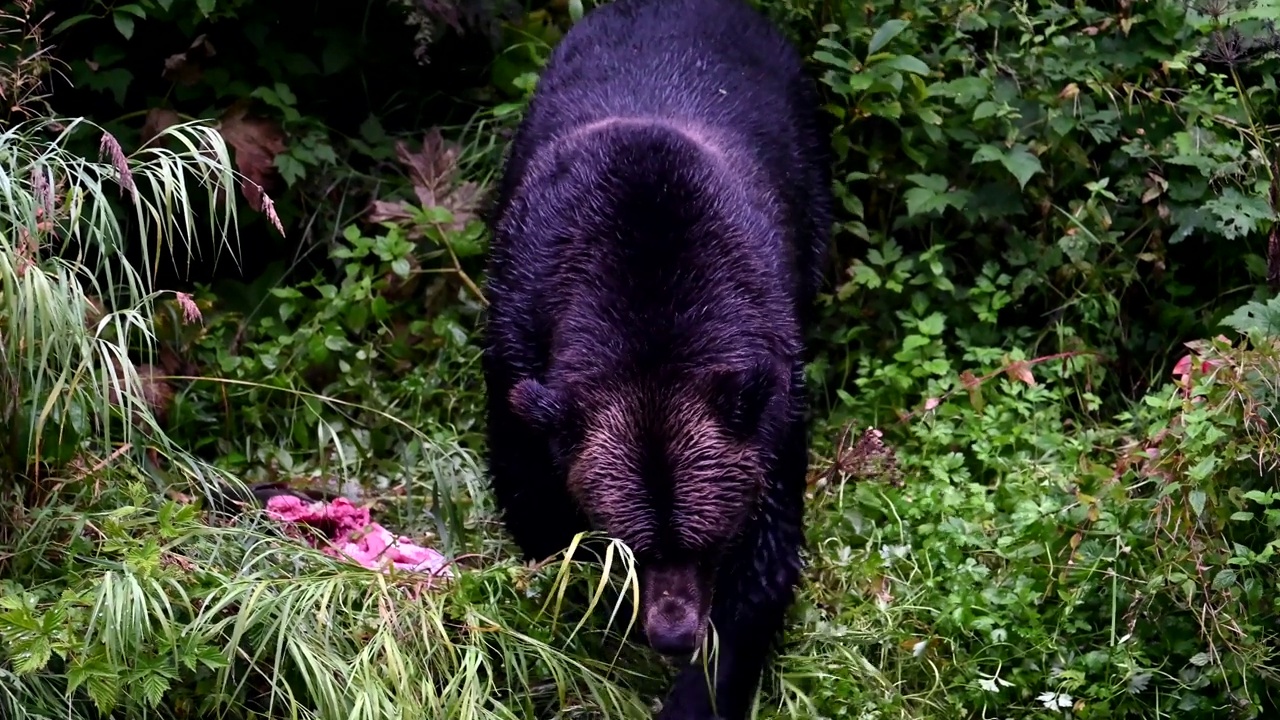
[644,595,705,656]
[641,562,710,657]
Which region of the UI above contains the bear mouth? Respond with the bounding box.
[640,562,713,658]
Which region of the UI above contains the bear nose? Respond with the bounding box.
[644,599,702,656]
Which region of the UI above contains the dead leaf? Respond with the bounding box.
[217,101,287,212]
[141,107,181,147]
[106,358,175,428]
[165,489,194,505]
[31,166,52,217]
[366,129,482,234]
[138,364,175,426]
[1006,360,1037,387]
[83,295,105,328]
[163,34,216,87]
[836,426,903,487]
[400,129,460,198]
[959,369,984,410]
[1141,182,1163,204]
[435,179,482,230]
[870,575,893,604]
[367,199,414,226]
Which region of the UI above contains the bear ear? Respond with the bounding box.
[708,361,784,439]
[509,378,570,432]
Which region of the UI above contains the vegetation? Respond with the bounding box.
[3,0,1280,718]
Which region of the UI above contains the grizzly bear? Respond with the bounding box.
[480,0,832,717]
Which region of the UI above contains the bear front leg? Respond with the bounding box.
[485,394,590,563]
[656,538,802,720]
[656,409,809,720]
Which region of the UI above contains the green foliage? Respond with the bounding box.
[770,333,1280,718]
[0,484,662,719]
[0,6,659,715]
[171,215,492,552]
[0,112,240,482]
[807,0,1280,421]
[30,0,523,257]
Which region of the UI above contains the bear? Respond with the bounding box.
[480,0,833,718]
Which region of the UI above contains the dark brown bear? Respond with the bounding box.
[481,0,832,717]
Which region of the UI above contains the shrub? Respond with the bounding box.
[804,0,1280,424]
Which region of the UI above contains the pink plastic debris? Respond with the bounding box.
[263,495,452,580]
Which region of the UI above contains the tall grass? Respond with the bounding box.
[0,115,241,489]
[2,489,656,719]
[0,104,657,720]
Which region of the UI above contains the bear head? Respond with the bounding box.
[508,359,789,657]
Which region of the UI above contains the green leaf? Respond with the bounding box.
[1212,569,1237,590]
[904,187,940,217]
[999,146,1043,189]
[849,262,880,288]
[86,67,133,107]
[971,144,1004,164]
[906,173,949,193]
[1128,673,1153,694]
[192,643,230,671]
[322,39,354,75]
[273,82,298,106]
[1204,187,1276,240]
[112,13,135,40]
[973,101,1001,120]
[812,50,851,70]
[51,13,95,34]
[87,672,121,714]
[868,19,910,55]
[196,0,217,15]
[359,115,388,144]
[879,55,930,75]
[139,671,172,707]
[1189,489,1207,517]
[276,154,306,186]
[1187,455,1219,481]
[1243,489,1275,504]
[917,312,946,336]
[900,334,930,352]
[9,635,52,674]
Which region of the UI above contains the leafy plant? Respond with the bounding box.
[0,112,245,487]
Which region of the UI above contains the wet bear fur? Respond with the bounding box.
[481,0,832,718]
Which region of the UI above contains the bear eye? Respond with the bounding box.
[548,420,590,466]
[548,435,573,467]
